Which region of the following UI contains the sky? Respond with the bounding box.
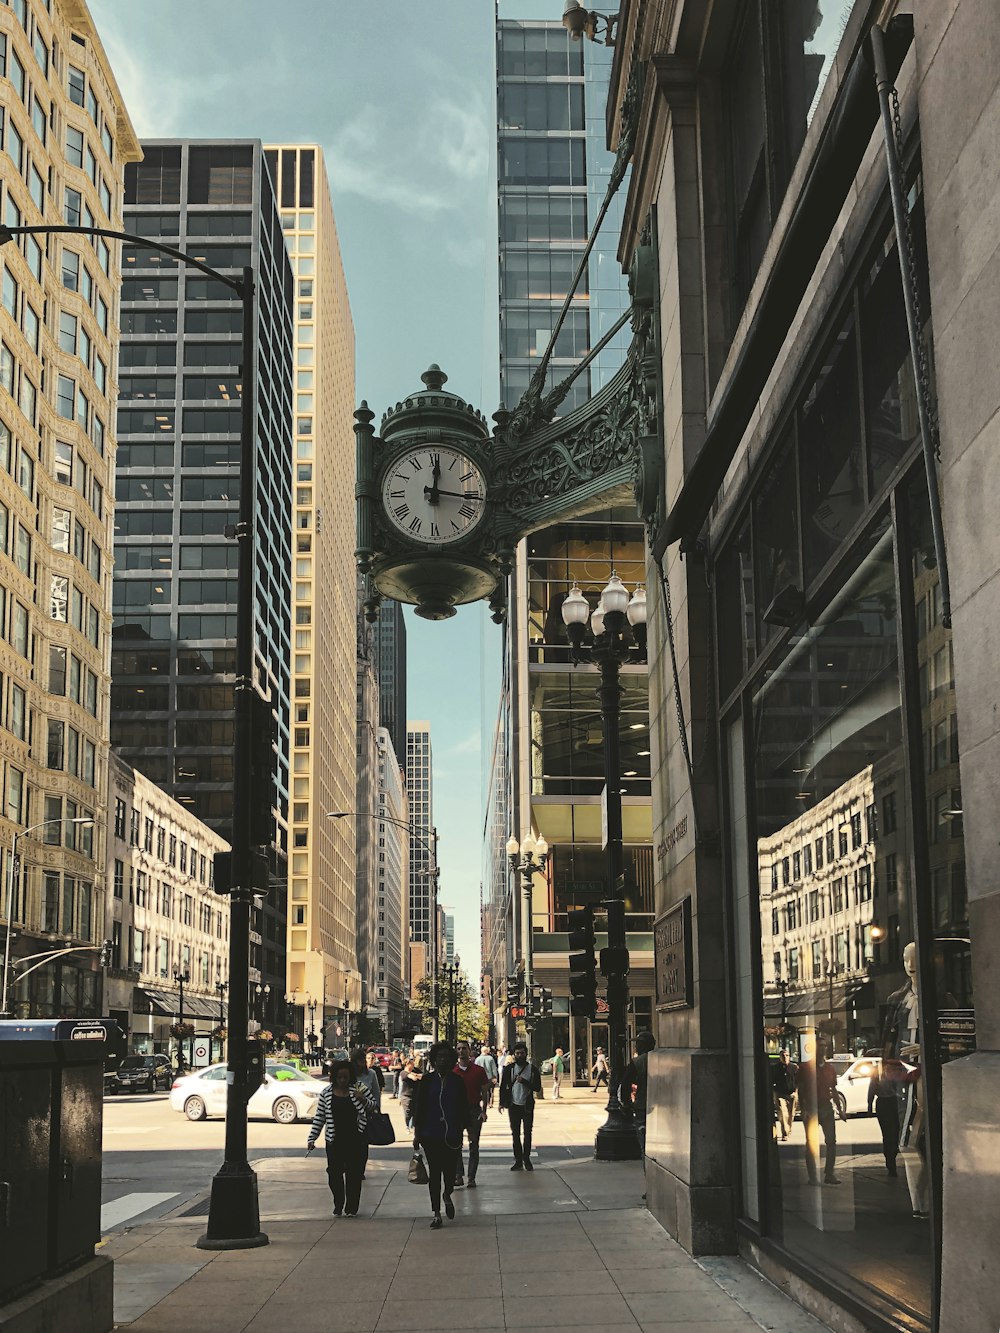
[89,0,563,976]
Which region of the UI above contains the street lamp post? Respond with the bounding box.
[562,573,647,1161]
[506,834,549,1059]
[1,816,95,1018]
[0,221,267,1249]
[173,969,190,1073]
[216,981,228,1062]
[307,995,318,1054]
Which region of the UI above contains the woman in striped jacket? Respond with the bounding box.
[306,1059,375,1216]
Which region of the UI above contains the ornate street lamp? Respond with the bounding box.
[173,969,191,1074]
[507,833,549,1060]
[561,0,619,44]
[561,573,647,1161]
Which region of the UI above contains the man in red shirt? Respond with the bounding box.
[453,1040,490,1188]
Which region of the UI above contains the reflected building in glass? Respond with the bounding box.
[486,19,652,1069]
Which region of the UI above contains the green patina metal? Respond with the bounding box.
[354,69,661,623]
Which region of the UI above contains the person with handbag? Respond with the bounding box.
[306,1059,374,1216]
[351,1048,381,1179]
[411,1040,469,1229]
[499,1041,543,1170]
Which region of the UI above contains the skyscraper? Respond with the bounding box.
[405,722,434,974]
[489,21,654,1061]
[266,145,359,1033]
[355,589,379,1023]
[0,0,140,1016]
[375,726,407,1037]
[372,599,406,764]
[113,140,293,1027]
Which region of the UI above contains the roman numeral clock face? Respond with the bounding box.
[381,446,488,546]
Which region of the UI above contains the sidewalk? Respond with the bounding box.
[105,1096,828,1332]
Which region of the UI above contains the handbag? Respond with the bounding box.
[408,1150,428,1184]
[367,1111,396,1146]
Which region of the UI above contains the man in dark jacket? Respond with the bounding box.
[771,1048,798,1141]
[498,1041,542,1171]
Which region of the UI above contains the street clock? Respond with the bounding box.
[355,226,664,624]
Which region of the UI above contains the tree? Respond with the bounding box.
[413,969,488,1044]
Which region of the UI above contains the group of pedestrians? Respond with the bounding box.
[306,1032,656,1226]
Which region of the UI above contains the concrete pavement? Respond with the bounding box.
[104,1091,829,1332]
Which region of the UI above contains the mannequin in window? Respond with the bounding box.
[881,941,928,1218]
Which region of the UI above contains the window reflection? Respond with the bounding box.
[755,529,933,1314]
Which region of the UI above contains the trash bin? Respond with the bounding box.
[0,1019,122,1306]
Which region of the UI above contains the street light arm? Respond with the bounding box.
[12,944,103,985]
[0,224,244,292]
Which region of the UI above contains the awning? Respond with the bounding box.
[653,17,914,554]
[764,978,872,1021]
[135,988,221,1020]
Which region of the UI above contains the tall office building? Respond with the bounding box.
[374,725,407,1037]
[488,21,654,1065]
[265,146,359,1032]
[355,593,379,1023]
[372,599,406,763]
[444,913,455,965]
[0,0,140,1016]
[405,722,434,973]
[114,140,293,1028]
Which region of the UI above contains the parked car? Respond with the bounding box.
[367,1046,392,1070]
[169,1062,326,1123]
[111,1054,174,1094]
[828,1055,916,1120]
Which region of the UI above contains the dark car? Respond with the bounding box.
[112,1054,173,1094]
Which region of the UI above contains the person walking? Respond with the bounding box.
[499,1040,542,1171]
[352,1048,382,1180]
[592,1047,609,1089]
[389,1050,404,1099]
[306,1059,374,1216]
[365,1050,386,1099]
[412,1041,469,1229]
[475,1045,498,1107]
[453,1040,490,1189]
[771,1049,798,1141]
[551,1046,567,1099]
[399,1056,422,1130]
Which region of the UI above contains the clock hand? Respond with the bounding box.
[423,486,483,502]
[427,456,442,505]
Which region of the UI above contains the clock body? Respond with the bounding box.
[380,444,487,547]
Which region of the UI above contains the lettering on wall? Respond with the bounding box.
[654,897,693,1010]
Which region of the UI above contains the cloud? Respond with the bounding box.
[448,731,482,757]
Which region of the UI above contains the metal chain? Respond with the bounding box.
[890,84,940,460]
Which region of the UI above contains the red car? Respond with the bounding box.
[367,1046,392,1070]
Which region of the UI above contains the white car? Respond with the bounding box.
[828,1055,916,1119]
[169,1062,326,1124]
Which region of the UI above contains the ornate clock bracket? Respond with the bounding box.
[354,215,663,624]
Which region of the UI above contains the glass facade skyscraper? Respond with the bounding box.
[113,140,293,1018]
[373,599,407,765]
[487,22,653,1064]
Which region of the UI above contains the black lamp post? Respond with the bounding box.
[173,969,191,1074]
[307,996,318,1053]
[505,835,549,1059]
[562,573,647,1161]
[216,981,228,1062]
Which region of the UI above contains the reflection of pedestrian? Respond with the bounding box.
[592,1047,609,1089]
[797,1039,838,1185]
[771,1050,798,1141]
[868,1064,900,1177]
[499,1041,542,1170]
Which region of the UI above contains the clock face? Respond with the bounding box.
[381,445,487,546]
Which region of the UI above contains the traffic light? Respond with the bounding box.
[568,905,597,1019]
[600,899,630,977]
[539,986,553,1018]
[212,850,232,896]
[506,972,522,1007]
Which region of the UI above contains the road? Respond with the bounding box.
[100,1083,612,1236]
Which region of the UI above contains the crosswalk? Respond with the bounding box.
[101,1191,178,1233]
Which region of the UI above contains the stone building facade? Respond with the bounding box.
[606,2,999,1330]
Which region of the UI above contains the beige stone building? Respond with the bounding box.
[0,0,139,1016]
[104,752,229,1060]
[264,146,359,1042]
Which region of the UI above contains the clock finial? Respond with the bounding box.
[421,364,448,391]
